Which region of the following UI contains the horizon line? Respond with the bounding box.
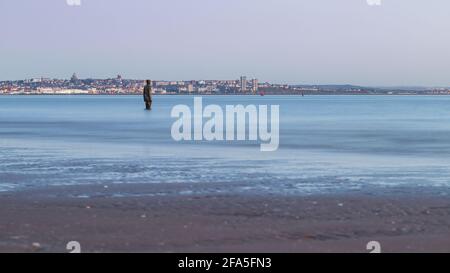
[1,76,450,89]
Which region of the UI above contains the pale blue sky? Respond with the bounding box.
[1,0,450,86]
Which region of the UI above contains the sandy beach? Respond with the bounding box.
[1,183,449,253]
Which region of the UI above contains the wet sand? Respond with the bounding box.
[0,183,449,253]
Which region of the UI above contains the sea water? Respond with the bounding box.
[1,95,450,196]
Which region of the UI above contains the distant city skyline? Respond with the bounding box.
[4,74,450,96]
[3,73,450,89]
[2,0,450,86]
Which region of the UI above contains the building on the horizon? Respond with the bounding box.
[187,83,195,93]
[70,73,79,83]
[240,76,247,92]
[252,78,258,93]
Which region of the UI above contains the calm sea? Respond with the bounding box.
[1,95,450,196]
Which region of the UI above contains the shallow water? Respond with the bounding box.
[1,95,450,196]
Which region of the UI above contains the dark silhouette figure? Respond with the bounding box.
[143,80,153,110]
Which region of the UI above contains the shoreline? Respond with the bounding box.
[2,94,450,96]
[1,184,449,253]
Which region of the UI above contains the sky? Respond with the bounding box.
[1,0,450,86]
